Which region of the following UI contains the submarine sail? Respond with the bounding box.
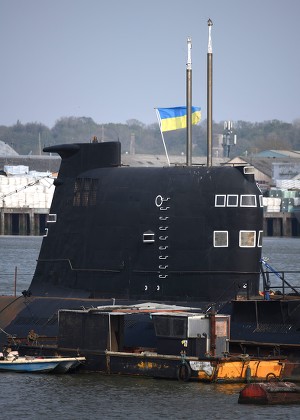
[30,141,263,305]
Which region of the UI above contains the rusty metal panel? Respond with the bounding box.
[282,361,300,382]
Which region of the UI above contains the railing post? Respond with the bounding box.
[14,266,17,297]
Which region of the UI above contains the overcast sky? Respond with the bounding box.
[0,0,299,128]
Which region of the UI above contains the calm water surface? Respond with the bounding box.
[0,236,300,419]
[0,373,299,419]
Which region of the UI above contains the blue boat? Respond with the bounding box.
[0,352,85,373]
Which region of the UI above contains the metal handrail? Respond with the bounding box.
[260,258,300,297]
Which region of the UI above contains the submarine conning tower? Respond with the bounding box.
[45,141,121,177]
[30,141,263,306]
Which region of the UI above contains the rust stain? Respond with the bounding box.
[137,361,158,370]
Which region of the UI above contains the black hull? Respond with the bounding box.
[30,142,263,303]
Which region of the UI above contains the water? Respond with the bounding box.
[0,236,42,295]
[0,373,299,420]
[261,237,300,292]
[0,236,300,419]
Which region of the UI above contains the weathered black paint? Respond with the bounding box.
[30,141,263,304]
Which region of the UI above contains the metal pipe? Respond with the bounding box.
[186,37,192,166]
[210,305,216,357]
[207,19,213,167]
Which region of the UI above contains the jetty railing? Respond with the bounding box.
[260,260,300,298]
[1,265,300,300]
[0,267,33,297]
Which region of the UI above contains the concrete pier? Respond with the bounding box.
[0,208,48,236]
[0,172,55,235]
[263,212,300,237]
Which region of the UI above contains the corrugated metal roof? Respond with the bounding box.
[256,150,300,158]
[228,155,300,179]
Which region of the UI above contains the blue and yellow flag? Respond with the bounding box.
[156,106,201,132]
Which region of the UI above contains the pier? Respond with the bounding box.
[263,212,300,237]
[0,170,54,235]
[0,208,48,236]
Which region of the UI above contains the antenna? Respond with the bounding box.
[207,19,213,167]
[222,120,237,158]
[186,36,192,166]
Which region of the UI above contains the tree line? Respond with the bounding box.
[0,116,300,158]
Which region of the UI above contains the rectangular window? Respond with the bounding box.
[244,166,255,175]
[258,230,263,247]
[259,195,263,207]
[227,194,238,207]
[154,316,187,338]
[143,231,155,243]
[47,214,57,223]
[239,230,256,247]
[173,318,186,337]
[240,195,257,207]
[215,195,226,207]
[214,231,228,247]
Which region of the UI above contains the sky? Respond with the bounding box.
[0,0,299,128]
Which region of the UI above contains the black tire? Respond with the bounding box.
[177,363,191,382]
[266,372,278,382]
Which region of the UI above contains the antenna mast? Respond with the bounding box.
[207,19,213,167]
[186,36,192,166]
[223,121,237,158]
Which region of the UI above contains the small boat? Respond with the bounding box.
[0,351,85,373]
[238,382,300,405]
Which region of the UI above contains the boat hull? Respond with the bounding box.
[0,359,60,373]
[65,350,284,383]
[0,356,85,373]
[238,382,300,405]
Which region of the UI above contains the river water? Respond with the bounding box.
[0,236,300,419]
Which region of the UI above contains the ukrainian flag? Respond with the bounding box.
[157,106,201,132]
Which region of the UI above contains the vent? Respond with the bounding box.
[73,178,98,207]
[143,230,155,243]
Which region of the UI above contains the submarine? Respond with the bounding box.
[30,141,263,303]
[0,139,263,346]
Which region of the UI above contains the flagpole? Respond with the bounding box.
[155,109,170,166]
[207,19,213,167]
[186,37,192,167]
